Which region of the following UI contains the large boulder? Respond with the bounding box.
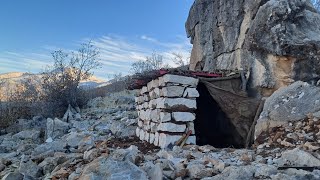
[46,118,70,140]
[12,130,41,144]
[67,132,101,151]
[1,172,24,180]
[187,163,213,179]
[18,160,43,178]
[79,157,148,180]
[255,81,320,137]
[65,132,87,148]
[186,0,320,95]
[147,163,163,180]
[274,148,320,167]
[32,140,66,156]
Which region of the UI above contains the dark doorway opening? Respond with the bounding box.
[195,82,243,148]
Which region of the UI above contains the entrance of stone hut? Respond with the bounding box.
[194,82,245,148]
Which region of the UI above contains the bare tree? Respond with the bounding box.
[146,52,164,70]
[0,79,28,127]
[172,52,190,67]
[0,75,58,127]
[106,72,124,84]
[131,60,152,74]
[18,77,43,102]
[42,41,101,111]
[131,52,169,74]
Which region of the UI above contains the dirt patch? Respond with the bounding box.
[103,136,160,154]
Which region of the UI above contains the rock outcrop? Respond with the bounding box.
[186,0,320,96]
[255,81,320,138]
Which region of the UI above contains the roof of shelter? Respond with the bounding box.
[127,68,242,90]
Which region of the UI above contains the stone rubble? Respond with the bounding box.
[255,114,320,152]
[0,87,319,179]
[254,82,320,152]
[0,91,140,179]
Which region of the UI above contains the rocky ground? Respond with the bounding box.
[0,89,320,180]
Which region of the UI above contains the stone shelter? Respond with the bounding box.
[132,70,261,149]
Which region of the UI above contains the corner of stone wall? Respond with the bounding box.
[134,74,200,148]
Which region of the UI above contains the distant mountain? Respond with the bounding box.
[0,72,36,81]
[0,72,26,79]
[0,72,109,101]
[78,75,110,89]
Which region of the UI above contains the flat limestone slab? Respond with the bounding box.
[172,112,196,122]
[162,86,185,97]
[157,98,197,110]
[157,123,186,132]
[150,109,161,122]
[159,133,181,149]
[139,129,145,141]
[136,127,141,137]
[162,74,199,87]
[154,132,159,146]
[149,133,155,144]
[150,122,158,132]
[158,133,196,148]
[144,132,150,142]
[140,86,148,95]
[187,122,195,134]
[160,112,171,122]
[183,88,200,98]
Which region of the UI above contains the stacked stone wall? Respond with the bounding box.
[135,74,200,148]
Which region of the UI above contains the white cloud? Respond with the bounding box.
[141,35,158,42]
[0,34,192,80]
[0,54,51,74]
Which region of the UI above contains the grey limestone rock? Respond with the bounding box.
[1,173,24,180]
[255,81,320,137]
[186,0,320,94]
[79,157,148,180]
[46,118,70,140]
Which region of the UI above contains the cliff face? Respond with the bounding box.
[186,0,320,95]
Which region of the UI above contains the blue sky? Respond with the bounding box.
[0,0,194,80]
